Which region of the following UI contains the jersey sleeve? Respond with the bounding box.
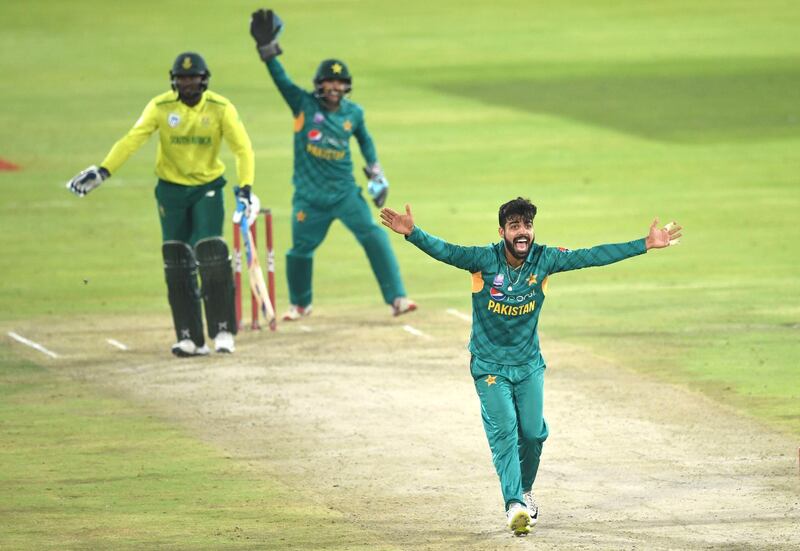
[99,99,159,174]
[221,102,255,187]
[543,238,647,275]
[406,226,495,273]
[353,108,377,166]
[265,58,305,115]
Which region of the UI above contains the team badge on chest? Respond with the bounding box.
[167,113,181,128]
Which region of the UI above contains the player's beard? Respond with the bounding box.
[321,89,342,109]
[504,236,531,260]
[178,84,203,106]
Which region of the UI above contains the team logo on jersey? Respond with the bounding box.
[167,113,181,128]
[489,287,506,302]
[485,375,497,386]
[201,116,210,127]
[528,273,538,286]
[308,129,323,142]
[492,273,504,287]
[343,120,352,131]
[313,112,324,124]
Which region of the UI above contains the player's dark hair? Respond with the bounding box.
[498,197,537,227]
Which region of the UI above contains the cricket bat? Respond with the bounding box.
[235,200,277,330]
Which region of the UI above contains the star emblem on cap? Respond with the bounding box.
[332,63,343,74]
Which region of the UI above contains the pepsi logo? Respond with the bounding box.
[489,287,505,301]
[308,129,323,142]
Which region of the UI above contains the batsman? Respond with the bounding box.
[249,9,416,320]
[381,198,682,536]
[65,52,257,356]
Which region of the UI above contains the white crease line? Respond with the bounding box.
[403,325,432,340]
[446,308,471,322]
[106,338,129,350]
[299,325,312,332]
[7,331,59,359]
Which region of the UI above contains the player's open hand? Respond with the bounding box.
[645,218,682,249]
[380,204,414,236]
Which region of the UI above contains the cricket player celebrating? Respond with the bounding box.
[66,52,257,357]
[249,9,416,320]
[380,198,682,535]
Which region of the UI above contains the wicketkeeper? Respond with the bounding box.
[66,52,258,356]
[249,9,416,320]
[381,198,682,536]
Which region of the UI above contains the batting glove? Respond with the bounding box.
[66,165,109,197]
[233,185,261,225]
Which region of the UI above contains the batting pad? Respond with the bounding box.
[162,241,205,346]
[195,237,237,338]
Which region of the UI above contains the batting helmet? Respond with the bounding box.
[170,52,211,92]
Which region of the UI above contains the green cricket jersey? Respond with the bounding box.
[406,226,647,366]
[265,58,377,207]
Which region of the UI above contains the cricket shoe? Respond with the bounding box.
[171,339,210,358]
[214,331,235,354]
[282,304,312,321]
[506,502,532,536]
[392,297,417,317]
[523,490,539,526]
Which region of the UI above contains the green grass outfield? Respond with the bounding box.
[1,0,798,546]
[0,346,388,549]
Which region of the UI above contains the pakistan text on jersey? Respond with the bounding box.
[306,143,346,161]
[487,299,536,316]
[170,136,212,145]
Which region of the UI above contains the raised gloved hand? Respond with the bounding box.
[232,185,261,225]
[363,164,389,208]
[65,165,110,197]
[250,9,283,61]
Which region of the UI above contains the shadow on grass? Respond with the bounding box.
[431,57,800,143]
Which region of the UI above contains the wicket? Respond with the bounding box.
[233,208,277,331]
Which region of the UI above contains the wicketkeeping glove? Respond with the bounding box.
[65,165,109,197]
[250,9,283,61]
[363,165,389,208]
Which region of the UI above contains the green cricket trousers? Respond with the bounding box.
[471,356,549,510]
[286,188,406,307]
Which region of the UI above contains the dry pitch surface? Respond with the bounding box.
[6,309,800,549]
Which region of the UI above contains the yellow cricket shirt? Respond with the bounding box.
[101,90,254,187]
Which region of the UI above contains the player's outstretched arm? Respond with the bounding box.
[645,218,682,250]
[380,205,414,236]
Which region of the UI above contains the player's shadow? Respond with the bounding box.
[431,56,800,144]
